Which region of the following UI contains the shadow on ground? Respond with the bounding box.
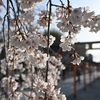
[67,78,100,100]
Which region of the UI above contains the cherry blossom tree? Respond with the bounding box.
[0,0,100,100]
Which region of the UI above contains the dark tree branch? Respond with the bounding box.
[45,0,52,99]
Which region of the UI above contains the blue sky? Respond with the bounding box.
[38,0,100,62]
[38,0,100,42]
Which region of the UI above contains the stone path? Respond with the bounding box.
[68,77,100,100]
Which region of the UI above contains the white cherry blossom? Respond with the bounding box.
[1,0,100,100]
[37,10,55,27]
[19,10,35,24]
[18,0,44,11]
[72,55,84,65]
[1,76,18,92]
[69,7,82,25]
[0,0,3,6]
[60,42,72,51]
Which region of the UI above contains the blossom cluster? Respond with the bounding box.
[0,0,100,100]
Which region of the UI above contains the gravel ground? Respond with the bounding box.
[67,78,100,100]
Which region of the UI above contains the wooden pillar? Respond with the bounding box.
[89,63,92,85]
[73,64,77,98]
[93,65,95,82]
[83,62,86,90]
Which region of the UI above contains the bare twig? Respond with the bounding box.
[15,0,20,16]
[59,0,64,6]
[2,0,10,98]
[51,4,66,9]
[9,0,20,32]
[7,0,10,48]
[45,0,52,82]
[67,0,70,7]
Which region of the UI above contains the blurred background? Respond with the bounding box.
[37,0,100,63]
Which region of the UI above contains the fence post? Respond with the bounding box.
[83,62,86,90]
[73,64,77,98]
[89,63,92,85]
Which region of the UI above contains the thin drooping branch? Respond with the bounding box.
[9,0,20,32]
[59,0,64,5]
[2,0,10,98]
[51,4,66,9]
[7,0,10,48]
[15,0,20,16]
[45,0,52,83]
[45,0,52,100]
[67,0,70,7]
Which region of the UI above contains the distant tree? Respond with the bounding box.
[86,54,93,62]
[44,29,62,46]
